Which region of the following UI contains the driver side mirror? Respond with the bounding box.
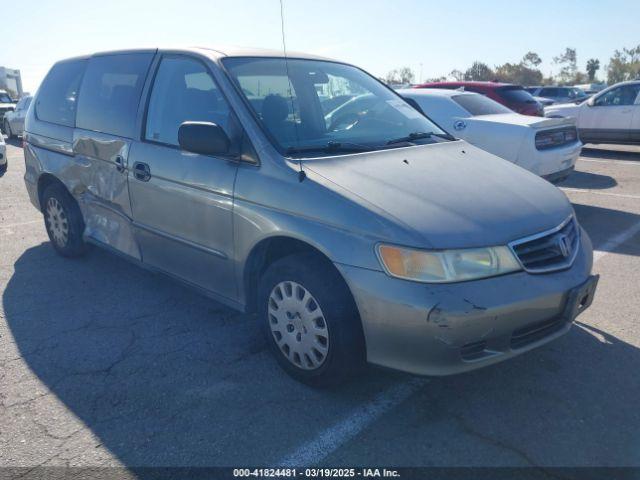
[178,121,230,156]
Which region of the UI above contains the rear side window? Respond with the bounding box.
[77,53,153,137]
[35,60,86,127]
[497,87,536,103]
[452,94,511,116]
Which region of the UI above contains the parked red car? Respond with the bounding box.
[414,81,544,116]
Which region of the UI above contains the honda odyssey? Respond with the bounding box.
[23,47,598,385]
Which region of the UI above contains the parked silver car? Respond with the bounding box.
[23,47,598,385]
[527,86,589,105]
[3,95,32,138]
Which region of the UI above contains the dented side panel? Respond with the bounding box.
[72,129,140,260]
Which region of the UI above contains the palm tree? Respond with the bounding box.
[586,59,600,82]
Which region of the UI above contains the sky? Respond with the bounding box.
[3,0,640,93]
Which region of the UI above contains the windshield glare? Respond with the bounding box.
[223,58,448,155]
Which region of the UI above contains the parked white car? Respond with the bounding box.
[3,95,32,138]
[545,81,640,145]
[0,134,6,176]
[399,88,581,182]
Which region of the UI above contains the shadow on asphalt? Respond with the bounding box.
[557,170,617,190]
[2,242,403,469]
[581,146,640,162]
[572,203,640,257]
[3,232,640,469]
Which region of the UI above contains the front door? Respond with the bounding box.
[579,84,640,143]
[128,54,240,303]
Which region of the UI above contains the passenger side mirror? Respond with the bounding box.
[178,121,230,156]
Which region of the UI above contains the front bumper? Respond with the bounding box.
[336,228,595,376]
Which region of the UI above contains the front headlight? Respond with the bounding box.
[377,244,522,283]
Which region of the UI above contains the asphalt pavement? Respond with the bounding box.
[1,138,639,474]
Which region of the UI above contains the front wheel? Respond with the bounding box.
[258,253,365,387]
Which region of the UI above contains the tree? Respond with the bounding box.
[384,67,415,85]
[494,62,543,86]
[449,69,465,81]
[553,48,578,84]
[522,52,542,68]
[586,58,600,82]
[463,61,494,81]
[607,45,640,84]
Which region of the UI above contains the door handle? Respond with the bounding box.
[133,162,151,182]
[114,155,125,173]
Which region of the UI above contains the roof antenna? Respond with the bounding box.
[279,0,305,182]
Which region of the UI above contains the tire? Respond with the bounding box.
[258,252,365,387]
[41,183,88,257]
[4,121,13,139]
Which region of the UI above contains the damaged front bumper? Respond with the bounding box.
[336,229,596,376]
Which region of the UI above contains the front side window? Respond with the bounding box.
[145,56,236,146]
[223,57,449,156]
[452,94,511,116]
[35,60,86,127]
[594,85,640,107]
[76,53,153,137]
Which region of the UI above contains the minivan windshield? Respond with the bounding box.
[223,57,450,156]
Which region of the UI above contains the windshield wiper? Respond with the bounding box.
[385,131,455,145]
[286,141,374,156]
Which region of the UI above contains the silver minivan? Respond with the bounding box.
[24,47,598,385]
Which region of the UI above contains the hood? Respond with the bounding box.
[544,103,582,119]
[304,141,572,249]
[470,113,575,129]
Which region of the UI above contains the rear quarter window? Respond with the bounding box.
[76,53,153,137]
[35,60,87,127]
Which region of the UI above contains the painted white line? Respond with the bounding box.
[593,220,640,263]
[578,157,640,167]
[560,187,640,200]
[277,378,427,467]
[0,219,42,237]
[0,220,41,229]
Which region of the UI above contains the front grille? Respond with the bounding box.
[510,216,579,273]
[511,316,565,349]
[535,126,578,150]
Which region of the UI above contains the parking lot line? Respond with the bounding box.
[593,219,640,263]
[578,158,640,167]
[560,188,640,200]
[277,378,427,467]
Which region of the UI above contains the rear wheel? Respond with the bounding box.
[42,183,88,257]
[258,253,365,387]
